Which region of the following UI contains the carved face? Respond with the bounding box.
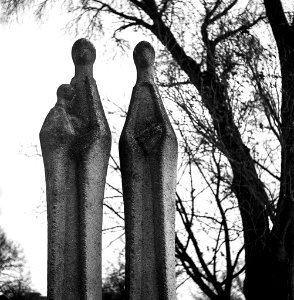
[57,84,75,108]
[72,38,96,65]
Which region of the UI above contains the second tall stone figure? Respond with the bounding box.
[119,41,178,300]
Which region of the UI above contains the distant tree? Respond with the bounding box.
[0,228,23,274]
[0,292,45,300]
[102,262,125,300]
[0,228,34,299]
[0,279,39,299]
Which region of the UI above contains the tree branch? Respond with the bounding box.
[209,0,238,24]
[176,193,224,295]
[176,234,218,299]
[88,0,152,29]
[213,16,265,46]
[211,150,233,294]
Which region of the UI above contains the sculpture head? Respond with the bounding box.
[72,38,96,66]
[133,41,155,70]
[56,84,75,108]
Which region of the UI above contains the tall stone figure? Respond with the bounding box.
[40,84,77,299]
[119,41,178,300]
[40,38,111,300]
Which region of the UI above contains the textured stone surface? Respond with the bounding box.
[40,84,77,300]
[40,39,111,300]
[119,41,178,300]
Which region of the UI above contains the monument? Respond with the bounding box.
[40,39,111,300]
[40,39,177,300]
[119,41,178,300]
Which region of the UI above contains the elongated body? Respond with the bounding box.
[119,41,178,300]
[40,84,80,299]
[70,39,111,300]
[40,39,111,300]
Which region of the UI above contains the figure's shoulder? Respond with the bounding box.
[45,105,67,124]
[40,105,73,137]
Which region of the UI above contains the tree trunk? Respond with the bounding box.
[263,1,294,298]
[150,15,274,298]
[206,78,272,300]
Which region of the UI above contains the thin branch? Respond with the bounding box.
[209,0,238,24]
[213,16,265,46]
[159,80,192,87]
[212,150,233,294]
[103,233,124,249]
[253,159,280,181]
[176,193,223,294]
[106,182,123,195]
[176,235,218,299]
[88,1,152,29]
[103,203,124,221]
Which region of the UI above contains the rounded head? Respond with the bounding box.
[133,41,155,69]
[57,84,75,101]
[72,38,96,65]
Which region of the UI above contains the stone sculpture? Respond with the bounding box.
[119,41,178,300]
[40,38,111,300]
[40,84,76,299]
